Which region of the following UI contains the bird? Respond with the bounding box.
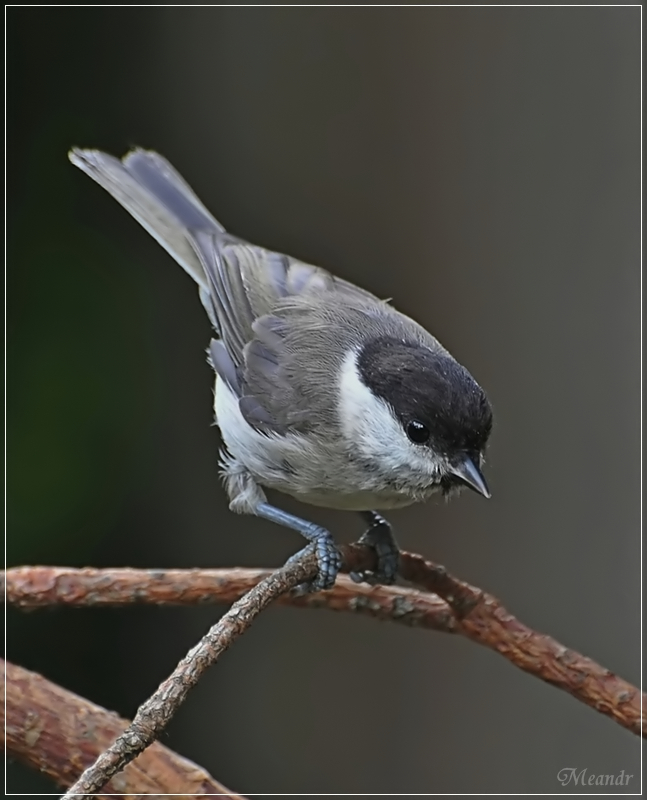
[68,147,493,591]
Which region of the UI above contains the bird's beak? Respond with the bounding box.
[450,457,491,498]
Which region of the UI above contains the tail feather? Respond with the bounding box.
[122,150,225,235]
[68,148,223,292]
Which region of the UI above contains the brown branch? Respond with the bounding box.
[2,658,243,798]
[58,547,320,799]
[4,563,455,632]
[394,552,644,738]
[5,549,643,741]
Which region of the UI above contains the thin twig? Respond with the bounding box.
[58,547,320,799]
[5,549,644,741]
[2,658,243,798]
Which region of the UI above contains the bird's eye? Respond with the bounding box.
[406,420,430,444]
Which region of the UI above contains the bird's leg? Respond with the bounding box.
[350,511,400,585]
[255,503,342,592]
[221,454,341,592]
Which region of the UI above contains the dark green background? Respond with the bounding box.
[7,6,641,794]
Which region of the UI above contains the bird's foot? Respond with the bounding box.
[350,511,399,586]
[256,503,342,593]
[288,535,342,594]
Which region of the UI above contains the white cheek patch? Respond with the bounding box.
[337,349,443,480]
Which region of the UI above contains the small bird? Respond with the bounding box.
[69,148,493,591]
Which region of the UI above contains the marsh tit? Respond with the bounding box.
[69,148,493,591]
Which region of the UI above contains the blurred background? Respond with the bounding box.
[7,6,641,794]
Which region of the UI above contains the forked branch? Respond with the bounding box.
[4,545,642,799]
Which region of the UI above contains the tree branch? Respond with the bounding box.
[56,548,322,799]
[395,552,644,737]
[5,547,643,744]
[5,562,455,631]
[2,658,243,798]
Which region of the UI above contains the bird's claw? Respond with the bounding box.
[289,535,342,594]
[350,512,400,586]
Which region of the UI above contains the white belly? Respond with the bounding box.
[286,487,420,511]
[214,377,427,512]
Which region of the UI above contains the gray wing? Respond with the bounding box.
[204,239,394,434]
[70,147,391,433]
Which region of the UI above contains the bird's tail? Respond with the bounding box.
[69,148,224,293]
